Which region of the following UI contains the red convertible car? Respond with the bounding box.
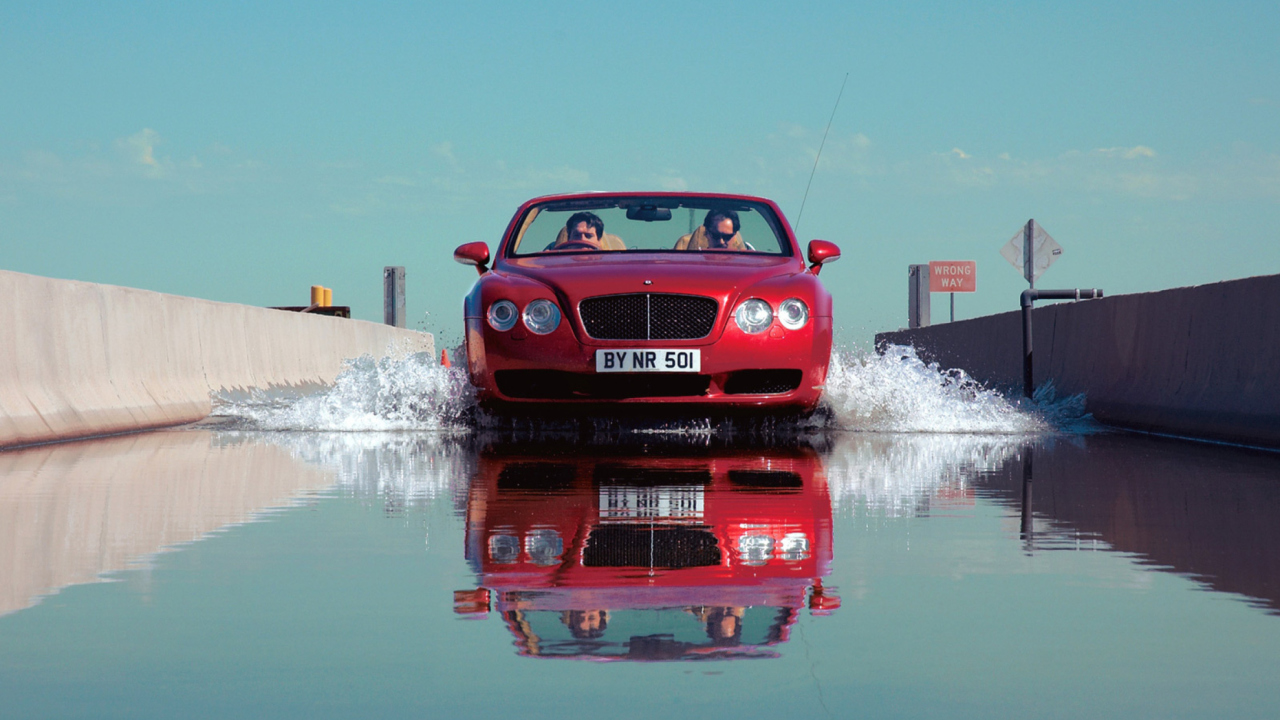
[452,446,839,661]
[453,192,840,411]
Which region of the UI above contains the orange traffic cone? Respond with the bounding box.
[441,348,451,368]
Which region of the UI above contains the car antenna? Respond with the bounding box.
[794,72,849,236]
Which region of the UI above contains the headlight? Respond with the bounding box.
[778,298,809,330]
[523,299,561,335]
[524,529,564,566]
[738,534,774,565]
[488,533,519,563]
[734,299,773,334]
[487,300,518,332]
[780,532,810,560]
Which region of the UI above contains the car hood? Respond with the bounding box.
[499,253,801,303]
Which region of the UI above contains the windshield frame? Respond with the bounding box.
[501,193,797,259]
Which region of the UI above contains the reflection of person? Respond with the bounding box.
[686,606,744,646]
[674,210,747,251]
[548,212,626,251]
[704,607,744,646]
[561,609,609,639]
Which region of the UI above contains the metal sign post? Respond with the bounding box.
[1024,220,1035,290]
[999,219,1104,397]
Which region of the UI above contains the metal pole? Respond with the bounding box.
[1020,446,1034,548]
[1021,288,1104,398]
[1024,219,1035,290]
[908,264,930,329]
[1022,292,1034,397]
[950,292,955,323]
[383,266,406,328]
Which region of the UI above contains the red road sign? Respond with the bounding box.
[929,261,976,293]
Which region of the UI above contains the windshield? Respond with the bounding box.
[507,606,792,660]
[509,198,790,256]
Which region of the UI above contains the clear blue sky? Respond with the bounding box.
[2,1,1277,348]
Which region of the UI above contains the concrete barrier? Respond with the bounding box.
[977,434,1280,613]
[0,430,335,617]
[875,274,1280,448]
[0,269,433,449]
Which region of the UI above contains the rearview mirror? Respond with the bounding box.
[807,240,840,275]
[454,242,490,274]
[625,205,672,222]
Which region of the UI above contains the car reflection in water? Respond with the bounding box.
[454,445,838,661]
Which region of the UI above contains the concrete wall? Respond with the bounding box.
[0,430,335,617]
[976,434,1280,614]
[875,274,1280,447]
[0,269,433,449]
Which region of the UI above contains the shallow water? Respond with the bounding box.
[1,425,1279,719]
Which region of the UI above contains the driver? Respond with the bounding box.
[548,211,626,251]
[561,609,609,640]
[674,209,747,251]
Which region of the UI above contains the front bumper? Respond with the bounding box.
[465,316,832,410]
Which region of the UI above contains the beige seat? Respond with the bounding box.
[673,226,746,251]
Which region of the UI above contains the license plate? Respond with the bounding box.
[599,486,705,522]
[595,349,701,373]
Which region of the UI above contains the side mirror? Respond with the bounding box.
[454,242,490,274]
[807,240,841,275]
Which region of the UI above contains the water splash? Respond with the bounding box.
[214,431,474,512]
[820,345,1084,434]
[211,352,474,432]
[825,433,1021,519]
[210,344,1091,437]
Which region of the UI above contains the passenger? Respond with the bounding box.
[547,211,626,251]
[674,209,747,251]
[703,606,745,646]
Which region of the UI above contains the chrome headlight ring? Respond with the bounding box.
[778,298,810,330]
[522,299,561,334]
[487,300,519,331]
[734,298,773,334]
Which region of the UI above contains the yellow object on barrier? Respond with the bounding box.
[311,285,324,307]
[322,287,333,307]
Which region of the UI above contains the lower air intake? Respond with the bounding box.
[495,370,711,400]
[722,369,803,395]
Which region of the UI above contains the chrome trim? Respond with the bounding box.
[575,293,719,341]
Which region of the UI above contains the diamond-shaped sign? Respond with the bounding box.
[1000,219,1062,283]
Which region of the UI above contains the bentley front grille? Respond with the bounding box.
[582,524,721,569]
[579,293,718,340]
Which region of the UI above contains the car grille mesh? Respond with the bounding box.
[583,525,721,568]
[579,293,718,340]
